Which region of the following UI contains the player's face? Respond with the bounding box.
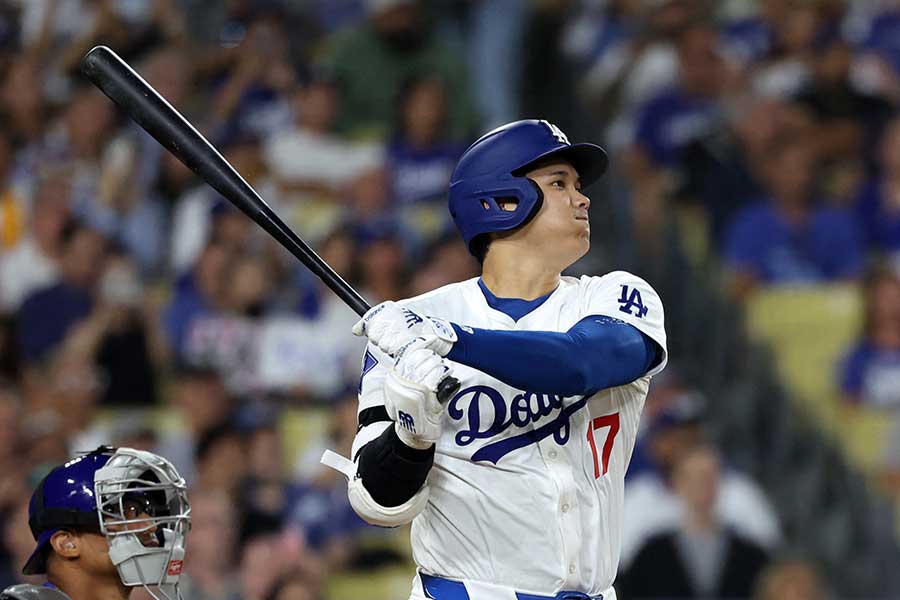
[105,496,162,548]
[514,160,591,265]
[75,498,163,579]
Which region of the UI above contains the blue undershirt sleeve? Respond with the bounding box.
[446,315,660,396]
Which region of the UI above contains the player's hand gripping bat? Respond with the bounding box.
[80,45,460,402]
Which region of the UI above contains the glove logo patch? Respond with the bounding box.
[397,410,416,434]
[402,308,424,328]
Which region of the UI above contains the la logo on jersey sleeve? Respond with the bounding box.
[617,285,648,318]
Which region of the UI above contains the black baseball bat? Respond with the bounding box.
[80,45,460,401]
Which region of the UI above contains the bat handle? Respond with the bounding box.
[437,376,461,404]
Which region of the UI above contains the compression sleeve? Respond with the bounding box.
[447,315,660,395]
[356,424,435,507]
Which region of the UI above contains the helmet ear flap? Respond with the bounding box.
[517,177,544,229]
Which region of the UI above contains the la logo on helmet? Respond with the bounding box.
[541,120,570,145]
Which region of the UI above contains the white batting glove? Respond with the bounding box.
[352,301,457,357]
[383,337,452,449]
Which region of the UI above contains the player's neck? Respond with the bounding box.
[481,253,560,301]
[54,573,130,600]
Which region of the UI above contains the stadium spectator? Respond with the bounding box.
[342,156,393,230]
[622,377,780,567]
[163,240,233,359]
[464,0,529,128]
[155,364,235,484]
[720,0,780,68]
[207,11,295,143]
[746,1,842,100]
[578,0,692,149]
[753,557,826,600]
[355,224,409,303]
[290,395,369,569]
[261,69,388,245]
[723,136,864,298]
[854,116,900,262]
[0,170,70,314]
[262,72,350,195]
[387,75,463,245]
[44,86,116,212]
[61,253,162,406]
[16,221,107,364]
[793,33,892,174]
[238,532,320,600]
[240,417,295,543]
[677,95,780,248]
[0,56,48,152]
[839,265,900,410]
[170,183,259,276]
[194,421,247,498]
[387,75,462,206]
[837,265,900,495]
[179,489,241,600]
[318,0,475,140]
[619,444,771,598]
[631,18,728,173]
[847,2,900,103]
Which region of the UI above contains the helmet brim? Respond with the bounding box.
[515,142,609,188]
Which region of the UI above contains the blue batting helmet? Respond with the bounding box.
[448,119,608,255]
[23,448,114,575]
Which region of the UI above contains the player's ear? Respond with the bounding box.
[49,530,81,559]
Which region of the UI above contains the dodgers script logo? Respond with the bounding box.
[448,386,588,463]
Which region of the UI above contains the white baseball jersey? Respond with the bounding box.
[354,271,667,597]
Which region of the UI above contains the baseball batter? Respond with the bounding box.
[323,119,667,600]
[1,447,191,600]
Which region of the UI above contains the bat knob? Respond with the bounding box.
[436,376,461,404]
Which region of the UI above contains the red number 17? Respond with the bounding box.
[586,413,620,478]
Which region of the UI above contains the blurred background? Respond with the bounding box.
[0,0,899,598]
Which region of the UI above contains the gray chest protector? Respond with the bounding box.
[0,584,70,600]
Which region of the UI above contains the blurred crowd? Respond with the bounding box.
[0,0,898,598]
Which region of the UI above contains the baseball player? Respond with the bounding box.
[322,119,667,600]
[1,446,191,600]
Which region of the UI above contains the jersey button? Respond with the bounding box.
[548,450,558,460]
[568,564,576,574]
[561,503,570,513]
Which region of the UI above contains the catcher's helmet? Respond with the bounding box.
[448,119,608,256]
[24,449,112,576]
[23,446,190,600]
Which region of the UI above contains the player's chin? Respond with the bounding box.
[571,232,590,259]
[575,225,590,244]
